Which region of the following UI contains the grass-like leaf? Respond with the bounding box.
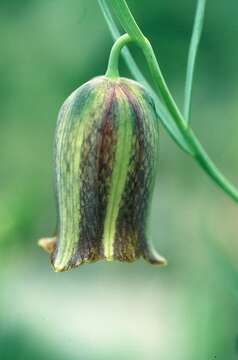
[184,0,207,123]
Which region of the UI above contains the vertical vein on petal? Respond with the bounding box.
[53,80,107,271]
[103,85,133,261]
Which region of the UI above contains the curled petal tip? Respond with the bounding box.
[51,259,69,273]
[38,237,56,254]
[52,264,65,273]
[143,248,167,266]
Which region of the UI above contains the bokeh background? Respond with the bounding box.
[0,0,238,359]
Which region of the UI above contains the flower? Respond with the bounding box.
[39,76,166,271]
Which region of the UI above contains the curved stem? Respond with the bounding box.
[100,0,238,203]
[109,0,187,131]
[189,130,238,201]
[99,0,192,154]
[142,39,187,132]
[105,34,132,78]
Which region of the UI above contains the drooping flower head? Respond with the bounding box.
[39,76,166,271]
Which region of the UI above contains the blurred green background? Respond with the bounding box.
[0,0,238,359]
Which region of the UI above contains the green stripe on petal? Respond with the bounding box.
[53,79,108,271]
[103,85,133,260]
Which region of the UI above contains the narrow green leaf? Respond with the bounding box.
[184,0,207,123]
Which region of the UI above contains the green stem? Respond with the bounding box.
[142,39,187,132]
[188,129,238,202]
[108,0,187,131]
[100,0,238,203]
[105,34,132,78]
[99,0,192,154]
